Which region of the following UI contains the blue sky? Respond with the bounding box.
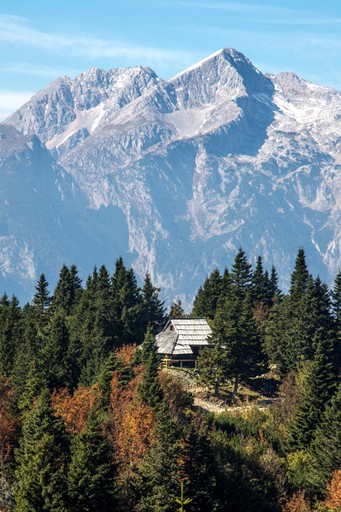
[0,0,340,120]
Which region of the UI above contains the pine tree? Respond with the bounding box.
[11,319,41,394]
[137,402,181,512]
[13,389,68,512]
[18,358,46,415]
[42,312,70,391]
[0,294,22,377]
[191,269,222,319]
[67,412,115,512]
[268,265,281,305]
[139,328,163,409]
[32,273,51,314]
[210,290,263,398]
[52,264,73,315]
[111,258,144,345]
[231,247,253,300]
[177,425,217,511]
[286,340,336,451]
[252,256,268,305]
[308,384,341,494]
[289,248,310,302]
[142,273,166,334]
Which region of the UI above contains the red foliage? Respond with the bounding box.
[51,384,101,435]
[282,491,312,512]
[105,367,155,472]
[323,470,341,510]
[115,344,137,366]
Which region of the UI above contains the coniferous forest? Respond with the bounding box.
[0,249,340,511]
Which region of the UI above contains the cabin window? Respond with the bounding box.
[169,325,174,331]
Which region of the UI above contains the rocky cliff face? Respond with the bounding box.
[2,48,341,304]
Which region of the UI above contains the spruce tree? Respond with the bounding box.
[139,328,163,409]
[111,258,144,344]
[177,425,217,512]
[0,294,22,377]
[137,402,180,512]
[32,274,51,314]
[42,312,70,391]
[286,340,336,451]
[67,412,115,512]
[142,273,166,334]
[252,256,268,305]
[231,247,253,300]
[11,319,41,394]
[308,384,341,494]
[18,358,46,415]
[52,264,73,315]
[191,269,222,319]
[13,389,68,512]
[210,290,263,397]
[289,248,310,302]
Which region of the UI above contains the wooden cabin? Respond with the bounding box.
[155,318,212,368]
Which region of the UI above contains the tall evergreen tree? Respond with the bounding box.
[252,256,268,305]
[17,358,46,415]
[308,384,341,494]
[289,248,310,302]
[142,273,166,334]
[286,340,336,451]
[52,264,73,315]
[11,319,41,393]
[42,312,70,391]
[13,389,68,512]
[139,328,163,409]
[268,265,281,305]
[67,413,115,512]
[0,294,22,377]
[111,258,144,345]
[191,269,222,319]
[137,402,180,512]
[32,274,51,311]
[231,247,253,300]
[177,425,217,511]
[211,290,263,397]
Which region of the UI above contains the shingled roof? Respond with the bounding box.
[155,318,212,356]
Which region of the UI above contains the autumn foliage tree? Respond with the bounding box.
[51,384,102,435]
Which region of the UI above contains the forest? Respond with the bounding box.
[0,249,340,511]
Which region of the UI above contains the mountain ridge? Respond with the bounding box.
[1,48,340,304]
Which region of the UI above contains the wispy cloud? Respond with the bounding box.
[162,2,341,27]
[0,90,34,121]
[0,61,80,78]
[0,15,196,70]
[163,1,294,15]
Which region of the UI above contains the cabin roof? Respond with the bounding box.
[155,317,211,356]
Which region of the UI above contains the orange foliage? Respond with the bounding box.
[51,384,101,435]
[282,491,312,512]
[0,378,18,464]
[105,368,156,472]
[323,470,341,511]
[115,344,137,366]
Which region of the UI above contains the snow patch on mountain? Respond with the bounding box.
[1,48,341,304]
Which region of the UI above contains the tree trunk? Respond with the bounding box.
[232,374,239,400]
[214,378,220,397]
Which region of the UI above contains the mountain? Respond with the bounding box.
[2,48,341,305]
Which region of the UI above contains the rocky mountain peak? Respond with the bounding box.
[0,49,340,305]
